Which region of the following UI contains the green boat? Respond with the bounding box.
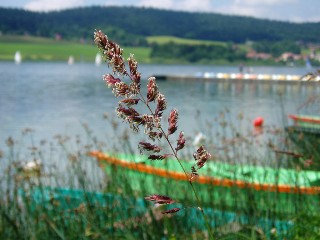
[286,114,320,170]
[19,186,294,238]
[288,114,320,129]
[90,151,320,218]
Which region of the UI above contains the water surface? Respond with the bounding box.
[0,62,319,151]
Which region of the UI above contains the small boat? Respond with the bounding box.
[14,51,21,64]
[90,151,320,217]
[20,187,145,212]
[95,53,102,66]
[288,114,320,129]
[286,114,320,169]
[20,186,294,236]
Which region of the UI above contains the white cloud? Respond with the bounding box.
[137,0,174,9]
[180,0,212,12]
[24,0,84,12]
[213,0,294,19]
[235,0,297,5]
[137,0,212,12]
[215,4,262,18]
[103,0,126,7]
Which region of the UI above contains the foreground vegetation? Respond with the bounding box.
[1,109,319,239]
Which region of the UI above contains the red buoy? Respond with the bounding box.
[253,117,264,127]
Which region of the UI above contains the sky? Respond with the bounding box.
[1,0,320,23]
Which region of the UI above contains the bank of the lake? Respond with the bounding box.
[0,35,316,66]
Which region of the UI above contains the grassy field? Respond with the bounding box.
[146,35,228,47]
[0,35,312,66]
[0,35,151,63]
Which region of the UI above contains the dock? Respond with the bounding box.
[153,73,320,83]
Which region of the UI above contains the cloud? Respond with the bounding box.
[213,0,298,20]
[235,0,297,5]
[24,0,84,12]
[103,0,127,7]
[137,0,212,12]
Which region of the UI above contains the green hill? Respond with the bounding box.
[0,6,320,44]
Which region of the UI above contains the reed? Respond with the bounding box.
[0,108,319,239]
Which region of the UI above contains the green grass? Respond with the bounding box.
[147,35,228,46]
[123,47,152,63]
[0,35,151,62]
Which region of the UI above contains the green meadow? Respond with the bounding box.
[146,35,228,47]
[0,35,239,63]
[0,35,151,63]
[0,35,309,65]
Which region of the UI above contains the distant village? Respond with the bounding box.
[246,44,320,66]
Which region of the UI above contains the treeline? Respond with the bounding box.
[150,43,246,63]
[252,40,301,57]
[0,6,320,44]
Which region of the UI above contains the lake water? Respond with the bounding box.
[0,62,319,153]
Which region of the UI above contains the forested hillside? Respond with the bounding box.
[1,6,320,44]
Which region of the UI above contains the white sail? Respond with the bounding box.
[95,53,102,66]
[14,51,21,64]
[68,56,74,65]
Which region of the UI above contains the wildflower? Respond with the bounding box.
[142,114,161,136]
[138,142,161,153]
[120,98,140,106]
[117,82,133,97]
[193,145,211,170]
[190,165,199,182]
[162,208,181,214]
[103,74,121,87]
[147,77,158,102]
[129,82,140,96]
[145,194,175,205]
[155,93,166,117]
[127,54,141,90]
[148,131,163,141]
[93,30,108,49]
[168,109,178,135]
[94,30,127,75]
[175,131,186,151]
[148,154,169,161]
[116,105,140,120]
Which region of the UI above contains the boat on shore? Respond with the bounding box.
[288,114,320,129]
[286,114,320,169]
[20,186,294,236]
[90,151,320,217]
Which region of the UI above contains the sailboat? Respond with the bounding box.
[14,51,21,64]
[95,53,102,66]
[67,56,74,65]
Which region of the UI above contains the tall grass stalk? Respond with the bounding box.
[94,30,215,238]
